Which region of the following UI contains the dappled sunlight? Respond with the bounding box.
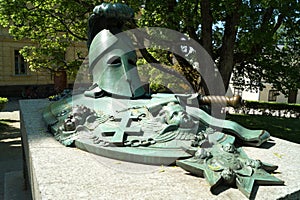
[0,119,20,123]
[0,119,22,150]
[0,137,21,143]
[10,144,22,147]
[0,121,20,138]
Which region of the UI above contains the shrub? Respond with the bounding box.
[244,101,300,113]
[0,97,8,104]
[0,97,8,111]
[234,100,300,118]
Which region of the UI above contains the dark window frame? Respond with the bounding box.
[233,87,243,96]
[14,50,28,75]
[268,90,278,101]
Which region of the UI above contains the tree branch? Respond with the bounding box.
[262,7,274,27]
[173,54,201,92]
[273,14,284,33]
[138,48,193,89]
[129,23,196,91]
[43,10,87,41]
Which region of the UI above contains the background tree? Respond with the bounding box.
[232,0,300,102]
[0,0,299,100]
[0,0,94,91]
[128,0,300,100]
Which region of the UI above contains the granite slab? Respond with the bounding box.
[20,99,300,200]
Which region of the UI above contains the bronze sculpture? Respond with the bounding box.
[43,3,283,198]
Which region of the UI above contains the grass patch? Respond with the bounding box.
[226,114,300,144]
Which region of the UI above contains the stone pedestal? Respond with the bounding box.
[20,99,300,200]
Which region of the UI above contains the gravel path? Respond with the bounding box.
[0,98,31,199]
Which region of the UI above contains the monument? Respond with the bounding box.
[42,3,283,199]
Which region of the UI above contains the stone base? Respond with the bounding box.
[20,99,300,200]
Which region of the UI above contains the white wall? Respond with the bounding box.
[241,90,260,101]
[227,84,260,101]
[228,83,300,103]
[259,84,300,103]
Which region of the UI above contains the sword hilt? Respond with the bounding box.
[199,95,243,108]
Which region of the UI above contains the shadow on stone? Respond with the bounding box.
[1,98,20,112]
[0,120,22,159]
[0,119,25,200]
[0,119,20,123]
[0,120,20,141]
[235,139,276,149]
[259,140,276,149]
[211,184,232,196]
[249,185,259,200]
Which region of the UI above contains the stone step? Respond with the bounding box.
[4,170,31,200]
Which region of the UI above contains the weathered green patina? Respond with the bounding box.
[43,3,283,199]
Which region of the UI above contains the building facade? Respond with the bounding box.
[0,27,87,97]
[227,83,300,104]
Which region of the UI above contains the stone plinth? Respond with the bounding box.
[20,99,300,200]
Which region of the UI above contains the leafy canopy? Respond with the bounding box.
[127,0,300,95]
[0,0,299,96]
[0,0,95,73]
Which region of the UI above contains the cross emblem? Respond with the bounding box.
[101,111,142,146]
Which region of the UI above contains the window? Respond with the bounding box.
[233,87,243,96]
[268,90,278,101]
[14,50,27,75]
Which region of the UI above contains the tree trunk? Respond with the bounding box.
[199,0,213,95]
[288,90,298,103]
[54,70,67,93]
[200,0,213,57]
[218,1,241,92]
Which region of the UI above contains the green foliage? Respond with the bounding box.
[232,0,300,94]
[244,100,300,113]
[136,0,300,94]
[0,0,96,73]
[0,97,8,104]
[259,45,299,96]
[0,0,299,95]
[137,59,192,93]
[0,97,8,111]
